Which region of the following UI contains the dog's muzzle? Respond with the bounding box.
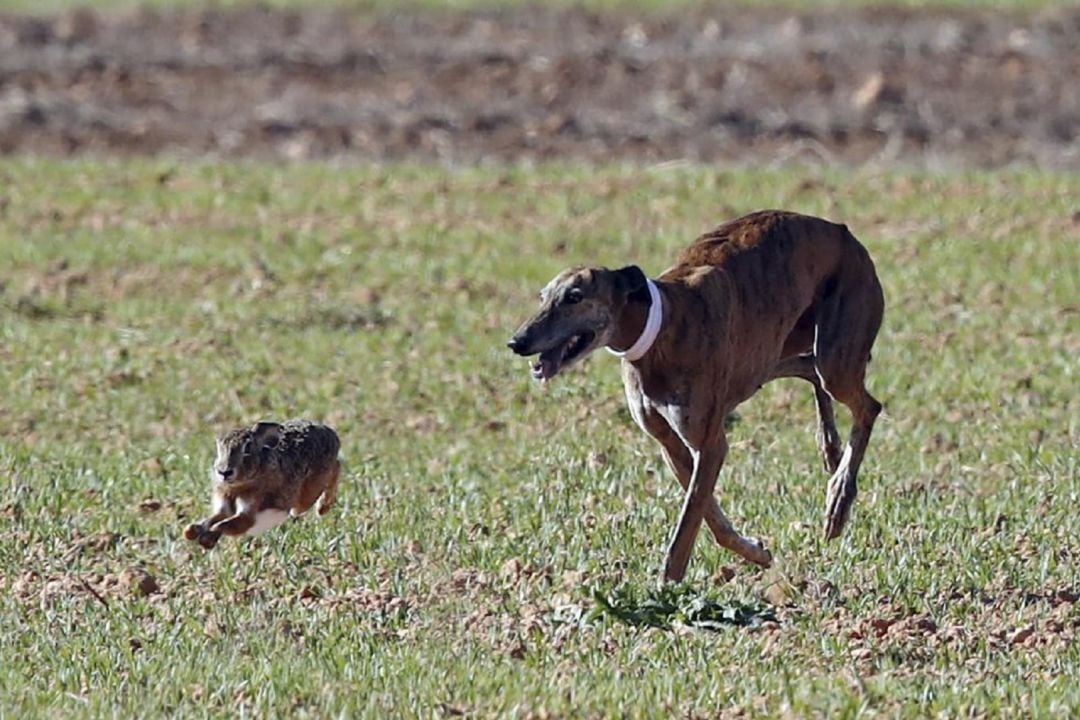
[507,335,529,355]
[507,328,596,381]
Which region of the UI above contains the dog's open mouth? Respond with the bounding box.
[532,331,596,381]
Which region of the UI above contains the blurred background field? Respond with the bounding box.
[9,0,1076,12]
[0,0,1077,717]
[1,2,1077,168]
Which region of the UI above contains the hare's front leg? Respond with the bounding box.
[210,497,289,539]
[185,494,232,548]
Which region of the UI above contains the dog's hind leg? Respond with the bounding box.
[821,386,881,540]
[770,354,843,473]
[643,412,772,574]
[813,385,844,473]
[813,272,884,540]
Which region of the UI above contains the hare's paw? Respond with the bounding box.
[197,530,221,550]
[183,523,204,541]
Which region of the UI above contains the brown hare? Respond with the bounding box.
[184,420,341,550]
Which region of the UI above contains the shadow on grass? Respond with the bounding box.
[585,582,777,632]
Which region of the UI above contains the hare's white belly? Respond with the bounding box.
[235,498,290,536]
[248,509,290,535]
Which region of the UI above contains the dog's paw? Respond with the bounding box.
[183,523,204,541]
[744,536,773,568]
[658,557,689,586]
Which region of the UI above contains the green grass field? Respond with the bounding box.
[1,159,1077,717]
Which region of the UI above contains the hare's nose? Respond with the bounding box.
[219,468,234,479]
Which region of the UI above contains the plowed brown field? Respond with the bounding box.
[1,4,1078,167]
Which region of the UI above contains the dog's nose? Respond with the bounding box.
[507,335,527,354]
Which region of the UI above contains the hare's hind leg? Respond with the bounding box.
[316,461,341,516]
[290,462,340,517]
[291,477,322,516]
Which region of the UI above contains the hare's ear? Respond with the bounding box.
[252,422,282,451]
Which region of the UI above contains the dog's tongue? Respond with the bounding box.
[531,349,562,381]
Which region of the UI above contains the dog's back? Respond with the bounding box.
[663,210,878,333]
[667,209,855,280]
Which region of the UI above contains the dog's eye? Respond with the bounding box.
[564,289,584,305]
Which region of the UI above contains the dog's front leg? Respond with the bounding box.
[648,415,772,569]
[661,435,728,584]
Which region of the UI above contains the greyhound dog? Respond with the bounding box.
[508,210,884,583]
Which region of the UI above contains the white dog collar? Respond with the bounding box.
[607,279,663,362]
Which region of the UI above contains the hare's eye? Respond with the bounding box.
[564,288,583,305]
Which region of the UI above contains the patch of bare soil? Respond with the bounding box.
[0,4,1077,168]
[821,586,1080,674]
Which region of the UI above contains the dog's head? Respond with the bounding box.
[507,265,648,381]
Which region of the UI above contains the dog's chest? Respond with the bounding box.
[622,366,692,437]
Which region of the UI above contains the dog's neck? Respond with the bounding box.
[606,279,663,362]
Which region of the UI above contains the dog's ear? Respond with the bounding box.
[615,265,650,303]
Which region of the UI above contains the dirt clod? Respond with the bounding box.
[122,570,159,597]
[1009,625,1036,645]
[714,565,737,585]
